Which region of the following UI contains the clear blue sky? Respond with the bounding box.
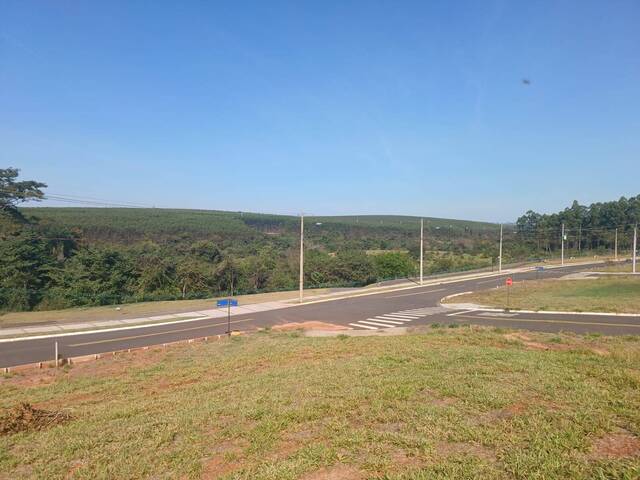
[1,1,638,222]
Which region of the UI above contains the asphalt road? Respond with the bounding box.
[2,263,638,368]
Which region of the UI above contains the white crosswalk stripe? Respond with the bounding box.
[348,305,447,330]
[349,323,377,330]
[368,318,404,325]
[373,316,411,323]
[359,320,398,327]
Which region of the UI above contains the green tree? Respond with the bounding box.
[0,231,52,311]
[0,168,47,222]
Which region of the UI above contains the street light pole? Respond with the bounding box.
[299,214,304,302]
[498,224,503,273]
[420,218,424,285]
[561,223,565,266]
[633,224,637,274]
[614,228,618,261]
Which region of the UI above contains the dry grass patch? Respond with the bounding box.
[1,328,639,479]
[0,403,72,436]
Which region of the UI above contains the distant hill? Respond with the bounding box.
[21,208,498,244]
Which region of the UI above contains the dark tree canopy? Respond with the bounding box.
[0,168,47,220]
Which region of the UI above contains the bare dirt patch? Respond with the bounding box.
[478,402,528,424]
[272,321,350,331]
[504,332,612,357]
[422,388,457,407]
[0,402,72,435]
[436,441,497,462]
[504,333,552,351]
[376,422,403,434]
[268,427,316,460]
[201,439,246,479]
[301,464,364,480]
[387,447,425,469]
[590,430,640,459]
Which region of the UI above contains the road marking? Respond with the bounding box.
[359,320,396,328]
[367,317,411,325]
[383,288,446,298]
[349,323,377,330]
[68,318,255,347]
[368,318,405,325]
[374,316,413,322]
[455,315,640,329]
[477,312,518,318]
[477,278,501,284]
[380,313,421,319]
[446,309,477,317]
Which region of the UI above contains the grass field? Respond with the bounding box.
[0,288,330,328]
[1,328,639,479]
[447,276,640,314]
[593,261,636,273]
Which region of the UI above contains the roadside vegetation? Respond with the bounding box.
[1,328,639,479]
[448,276,640,314]
[1,168,639,314]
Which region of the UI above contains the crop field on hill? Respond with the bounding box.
[22,208,499,241]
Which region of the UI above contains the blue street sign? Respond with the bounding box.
[217,299,238,308]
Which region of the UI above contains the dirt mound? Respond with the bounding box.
[0,402,72,436]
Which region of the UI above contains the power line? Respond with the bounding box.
[0,187,155,209]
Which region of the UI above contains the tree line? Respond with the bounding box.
[516,197,640,254]
[3,168,634,313]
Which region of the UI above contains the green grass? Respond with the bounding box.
[1,329,639,479]
[449,277,640,314]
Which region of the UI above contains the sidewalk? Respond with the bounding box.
[0,260,603,339]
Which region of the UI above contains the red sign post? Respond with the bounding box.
[505,277,512,309]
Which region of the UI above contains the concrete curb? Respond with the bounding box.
[1,332,242,373]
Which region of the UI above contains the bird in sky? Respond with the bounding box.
[522,78,531,85]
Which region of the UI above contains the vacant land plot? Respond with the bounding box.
[0,288,330,328]
[448,276,640,314]
[1,328,639,479]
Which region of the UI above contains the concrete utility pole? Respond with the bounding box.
[633,224,637,274]
[614,228,618,261]
[561,223,565,266]
[420,218,424,285]
[498,224,503,273]
[299,214,304,302]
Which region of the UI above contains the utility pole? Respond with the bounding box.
[633,224,637,274]
[614,228,618,261]
[498,224,503,273]
[561,223,565,266]
[299,214,304,302]
[420,218,424,285]
[227,268,233,337]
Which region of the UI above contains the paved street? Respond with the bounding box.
[1,262,638,368]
